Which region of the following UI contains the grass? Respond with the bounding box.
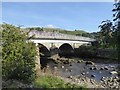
[2,74,88,89]
[34,74,87,89]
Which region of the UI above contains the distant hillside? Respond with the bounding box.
[25,27,94,38]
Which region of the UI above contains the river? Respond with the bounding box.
[43,57,119,82]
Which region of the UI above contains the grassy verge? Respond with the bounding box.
[2,74,88,89]
[34,74,87,89]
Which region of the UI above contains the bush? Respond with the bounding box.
[75,45,97,58]
[34,75,85,89]
[2,24,37,83]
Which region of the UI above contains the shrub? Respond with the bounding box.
[2,24,37,83]
[34,75,85,89]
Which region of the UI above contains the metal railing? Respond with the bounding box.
[29,30,95,41]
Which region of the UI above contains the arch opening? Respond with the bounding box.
[38,43,51,57]
[59,43,74,57]
[38,43,51,69]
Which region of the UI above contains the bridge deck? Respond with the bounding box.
[29,30,95,42]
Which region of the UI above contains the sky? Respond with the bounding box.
[2,2,114,32]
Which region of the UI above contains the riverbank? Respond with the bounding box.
[2,73,86,89]
[41,57,120,88]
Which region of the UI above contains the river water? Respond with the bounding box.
[45,58,119,82]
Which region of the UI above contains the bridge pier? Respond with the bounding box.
[35,43,41,73]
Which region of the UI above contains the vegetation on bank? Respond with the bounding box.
[2,23,37,84]
[2,74,87,89]
[34,74,87,89]
[1,24,87,89]
[1,0,120,89]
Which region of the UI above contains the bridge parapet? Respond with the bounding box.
[29,30,95,42]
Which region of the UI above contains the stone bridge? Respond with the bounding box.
[28,30,95,57]
[28,30,96,70]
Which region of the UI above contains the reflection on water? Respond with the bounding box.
[46,60,119,82]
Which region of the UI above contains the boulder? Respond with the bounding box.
[110,71,118,74]
[81,72,85,75]
[85,61,95,65]
[69,69,72,72]
[68,76,73,79]
[101,77,105,81]
[100,67,104,70]
[91,74,96,77]
[65,69,68,71]
[104,66,109,70]
[61,65,64,69]
[90,67,97,70]
[69,64,72,66]
[86,72,89,74]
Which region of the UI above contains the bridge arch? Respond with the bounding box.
[38,43,51,57]
[59,43,74,57]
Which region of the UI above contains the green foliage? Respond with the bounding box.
[34,75,86,89]
[34,75,65,88]
[2,24,37,83]
[98,20,115,48]
[112,1,120,59]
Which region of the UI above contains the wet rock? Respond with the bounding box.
[57,58,60,60]
[91,74,96,78]
[89,67,93,70]
[68,76,73,79]
[69,69,72,72]
[77,60,82,63]
[110,65,115,68]
[90,79,95,84]
[85,61,95,65]
[63,61,69,64]
[86,72,89,74]
[61,65,64,69]
[101,77,105,81]
[100,67,104,70]
[110,71,118,75]
[54,66,57,69]
[117,79,120,82]
[104,66,109,70]
[90,67,97,70]
[81,72,85,75]
[46,65,49,68]
[65,69,68,71]
[69,64,72,66]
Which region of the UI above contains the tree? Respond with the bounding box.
[98,20,113,48]
[2,23,37,83]
[112,0,120,58]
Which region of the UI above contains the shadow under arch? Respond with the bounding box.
[59,43,74,57]
[38,43,51,57]
[38,43,51,69]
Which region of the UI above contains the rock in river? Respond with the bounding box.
[104,66,109,70]
[68,76,73,79]
[91,74,96,78]
[61,65,64,69]
[85,61,95,65]
[100,67,104,70]
[90,67,97,70]
[110,71,118,75]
